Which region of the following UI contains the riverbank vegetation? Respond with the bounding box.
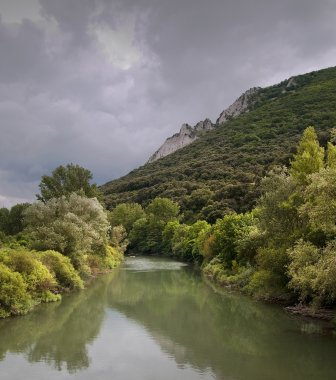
[2,126,336,318]
[0,164,125,318]
[109,127,336,313]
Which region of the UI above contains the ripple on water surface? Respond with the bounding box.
[123,256,188,272]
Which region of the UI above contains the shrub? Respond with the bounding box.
[38,250,84,290]
[0,263,33,318]
[314,241,336,305]
[0,249,58,301]
[287,240,319,302]
[87,245,123,273]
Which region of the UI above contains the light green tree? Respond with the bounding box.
[24,193,110,269]
[109,203,145,233]
[327,141,336,168]
[290,126,324,185]
[301,167,336,235]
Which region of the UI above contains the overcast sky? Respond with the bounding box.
[0,0,336,206]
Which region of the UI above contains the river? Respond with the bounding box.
[0,256,335,380]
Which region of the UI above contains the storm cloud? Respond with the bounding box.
[0,0,336,206]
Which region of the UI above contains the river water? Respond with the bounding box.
[0,257,336,380]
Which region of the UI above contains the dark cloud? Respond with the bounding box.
[0,0,335,206]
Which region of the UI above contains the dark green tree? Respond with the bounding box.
[37,164,101,202]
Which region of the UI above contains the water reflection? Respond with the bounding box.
[0,272,117,373]
[107,257,336,380]
[0,257,335,380]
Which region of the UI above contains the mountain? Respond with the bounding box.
[148,87,260,163]
[101,66,336,222]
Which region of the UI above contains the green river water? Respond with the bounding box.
[0,257,336,380]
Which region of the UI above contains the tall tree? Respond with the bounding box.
[37,164,101,202]
[290,126,324,185]
[24,194,110,268]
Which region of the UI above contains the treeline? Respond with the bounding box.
[0,164,125,318]
[110,127,336,308]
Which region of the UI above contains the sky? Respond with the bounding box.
[0,0,336,207]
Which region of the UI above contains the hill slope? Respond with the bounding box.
[101,67,336,222]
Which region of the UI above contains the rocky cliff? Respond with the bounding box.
[148,119,213,163]
[216,87,260,124]
[148,87,261,162]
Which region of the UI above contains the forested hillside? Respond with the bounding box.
[101,67,336,222]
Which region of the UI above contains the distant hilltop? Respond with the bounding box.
[148,86,261,162]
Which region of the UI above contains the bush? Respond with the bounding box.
[0,249,58,301]
[38,250,84,290]
[287,240,319,303]
[0,263,33,318]
[247,269,288,301]
[87,245,123,273]
[314,241,336,305]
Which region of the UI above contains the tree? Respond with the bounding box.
[24,193,110,269]
[128,198,180,254]
[290,126,324,185]
[0,208,9,234]
[327,142,336,168]
[257,167,304,244]
[301,168,336,235]
[0,204,30,236]
[287,239,336,306]
[211,212,254,268]
[109,203,145,233]
[37,164,101,202]
[145,197,180,222]
[287,240,320,303]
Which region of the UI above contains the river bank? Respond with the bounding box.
[203,264,336,324]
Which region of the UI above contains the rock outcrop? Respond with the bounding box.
[148,87,261,163]
[216,87,260,125]
[148,119,213,163]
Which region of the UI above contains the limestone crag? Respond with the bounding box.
[216,87,260,125]
[148,119,213,163]
[148,87,261,163]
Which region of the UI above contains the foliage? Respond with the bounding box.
[87,245,124,272]
[256,167,304,244]
[38,250,84,290]
[128,198,180,254]
[287,240,336,306]
[0,262,33,318]
[301,168,336,235]
[0,249,58,301]
[210,213,254,268]
[146,197,180,222]
[290,126,324,185]
[37,164,101,202]
[110,225,128,253]
[0,203,30,236]
[287,240,320,303]
[109,203,145,233]
[314,241,336,305]
[24,193,110,270]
